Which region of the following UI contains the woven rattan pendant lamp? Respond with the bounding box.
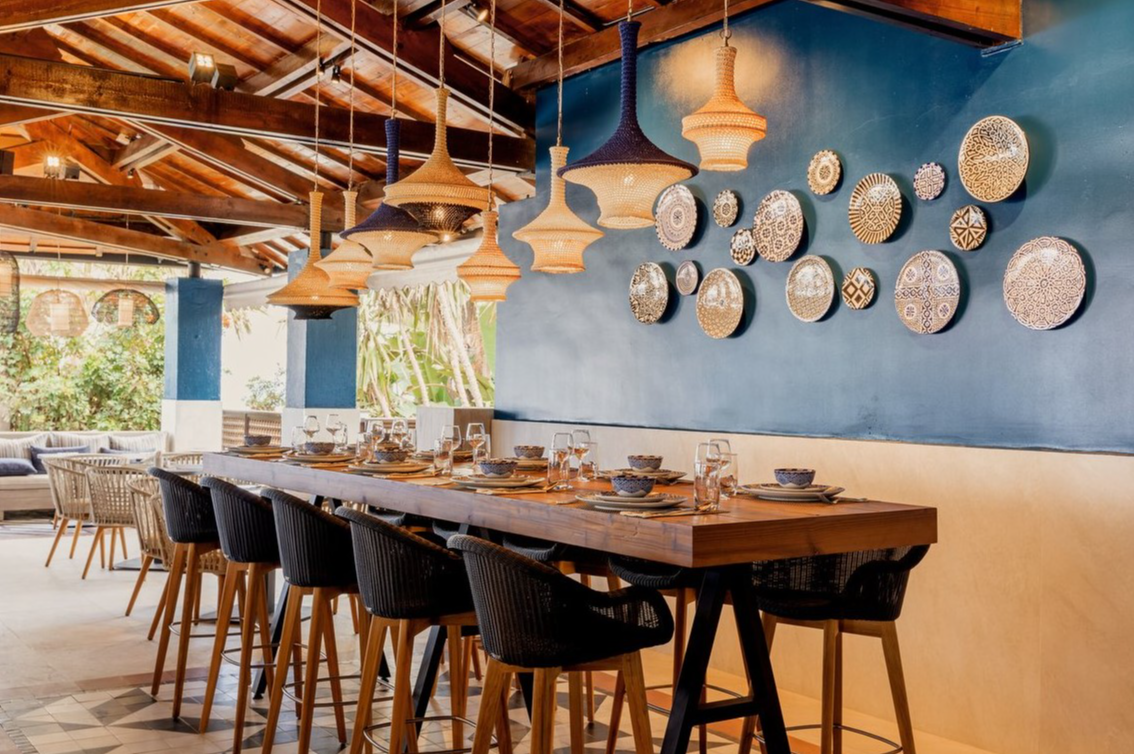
[382,0,490,241]
[340,4,436,271]
[681,0,767,171]
[455,0,520,301]
[512,0,603,273]
[0,248,18,334]
[27,289,88,338]
[558,5,697,229]
[92,289,160,328]
[267,1,358,319]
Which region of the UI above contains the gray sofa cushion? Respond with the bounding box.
[29,445,90,474]
[0,458,37,476]
[0,434,49,460]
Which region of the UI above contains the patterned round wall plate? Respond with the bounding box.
[894,251,961,334]
[785,256,834,323]
[696,268,744,339]
[629,262,669,324]
[676,260,700,296]
[1002,236,1085,330]
[913,162,946,201]
[654,184,698,251]
[752,190,804,262]
[958,115,1029,202]
[807,150,841,195]
[712,190,739,227]
[841,267,876,310]
[949,205,987,251]
[730,227,756,265]
[848,173,902,244]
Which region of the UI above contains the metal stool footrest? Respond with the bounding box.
[756,723,902,754]
[281,671,363,708]
[219,643,278,670]
[362,715,497,754]
[167,619,241,641]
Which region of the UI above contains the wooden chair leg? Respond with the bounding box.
[471,637,483,681]
[321,596,349,745]
[45,517,69,567]
[621,653,654,754]
[171,544,202,719]
[605,672,625,754]
[148,574,170,641]
[351,619,388,753]
[108,526,117,570]
[68,517,84,559]
[232,565,264,754]
[125,555,153,616]
[389,619,421,755]
[98,526,105,569]
[834,628,844,753]
[150,544,186,695]
[254,568,276,691]
[117,527,129,561]
[820,619,839,754]
[448,626,468,748]
[496,669,514,754]
[880,622,916,754]
[472,659,507,754]
[82,526,104,579]
[200,562,241,731]
[297,587,328,753]
[261,586,305,754]
[530,667,561,754]
[568,671,585,753]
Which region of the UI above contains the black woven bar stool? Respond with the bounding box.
[148,468,228,720]
[337,507,510,754]
[197,477,280,753]
[260,488,360,754]
[741,546,930,755]
[450,534,674,754]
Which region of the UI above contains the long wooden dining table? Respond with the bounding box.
[203,452,937,753]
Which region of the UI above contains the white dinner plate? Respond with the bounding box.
[581,494,687,511]
[452,475,541,489]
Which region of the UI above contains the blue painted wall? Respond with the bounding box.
[164,277,222,401]
[284,243,358,409]
[495,0,1134,454]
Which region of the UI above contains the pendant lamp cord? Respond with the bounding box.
[722,0,731,45]
[487,0,495,198]
[392,0,399,118]
[313,0,323,190]
[556,0,564,146]
[347,0,356,188]
[438,0,446,87]
[626,0,632,23]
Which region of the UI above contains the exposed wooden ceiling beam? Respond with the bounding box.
[0,174,345,229]
[0,103,57,127]
[0,53,535,171]
[21,273,167,292]
[526,0,605,33]
[803,0,1020,46]
[0,0,197,34]
[113,133,177,170]
[0,204,267,274]
[243,36,353,99]
[277,0,534,136]
[508,0,779,89]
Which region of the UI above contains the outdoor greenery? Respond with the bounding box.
[244,366,286,411]
[357,281,495,418]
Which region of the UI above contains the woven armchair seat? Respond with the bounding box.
[264,489,356,590]
[151,468,219,544]
[608,555,705,591]
[87,466,150,527]
[202,477,279,565]
[367,506,433,530]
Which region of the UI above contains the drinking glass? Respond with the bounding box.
[695,441,722,469]
[290,426,306,453]
[718,452,739,496]
[433,439,453,476]
[709,437,733,454]
[389,418,408,447]
[303,414,320,442]
[571,429,591,470]
[440,425,462,452]
[577,441,599,482]
[402,428,417,453]
[467,423,488,465]
[694,459,722,511]
[548,432,573,491]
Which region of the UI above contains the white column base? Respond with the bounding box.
[161,399,223,452]
[281,407,363,447]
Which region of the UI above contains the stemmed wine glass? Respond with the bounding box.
[467,423,488,466]
[389,419,408,447]
[694,442,723,511]
[326,413,346,452]
[571,429,591,485]
[440,425,462,466]
[549,433,573,491]
[302,415,320,447]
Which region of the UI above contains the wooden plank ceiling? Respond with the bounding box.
[0,0,1019,275]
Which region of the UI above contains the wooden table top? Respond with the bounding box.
[203,454,937,568]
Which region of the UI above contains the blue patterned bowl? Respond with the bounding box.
[478,458,519,478]
[372,447,410,463]
[774,468,816,488]
[627,454,663,471]
[513,445,546,459]
[611,474,657,498]
[303,441,337,455]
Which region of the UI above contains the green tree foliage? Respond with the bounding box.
[244,366,286,411]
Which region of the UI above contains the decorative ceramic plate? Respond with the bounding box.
[894,251,961,334]
[599,468,687,483]
[841,267,876,310]
[696,268,744,339]
[712,190,739,227]
[283,451,356,463]
[655,184,697,251]
[583,495,686,511]
[580,491,671,504]
[848,173,902,244]
[228,445,289,455]
[949,205,988,251]
[738,484,846,502]
[676,260,700,296]
[452,475,541,489]
[353,460,433,473]
[913,162,946,201]
[785,256,835,322]
[958,115,1029,202]
[730,227,756,265]
[1002,236,1085,330]
[807,150,841,195]
[752,190,804,262]
[629,262,668,324]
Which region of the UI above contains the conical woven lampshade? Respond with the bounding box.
[559,21,697,229]
[513,145,604,273]
[456,210,520,301]
[92,289,160,328]
[27,289,88,337]
[315,190,374,290]
[342,120,437,271]
[681,45,766,171]
[382,88,490,239]
[0,251,18,334]
[267,192,359,320]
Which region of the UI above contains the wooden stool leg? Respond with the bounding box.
[148,574,170,641]
[880,622,916,754]
[351,619,388,753]
[255,573,276,690]
[262,587,305,754]
[389,619,420,755]
[125,555,152,616]
[171,543,202,719]
[621,653,654,754]
[321,597,349,745]
[45,517,69,567]
[568,671,585,753]
[834,628,844,753]
[150,543,186,695]
[68,517,84,558]
[108,526,117,570]
[232,565,265,754]
[200,562,241,731]
[821,619,838,754]
[448,626,468,748]
[496,669,514,754]
[118,527,129,561]
[530,667,561,754]
[297,587,328,753]
[82,526,104,579]
[605,672,625,754]
[472,659,507,754]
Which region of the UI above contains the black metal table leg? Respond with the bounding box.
[411,625,448,720]
[253,581,289,699]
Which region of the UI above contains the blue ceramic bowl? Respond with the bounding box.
[244,434,272,447]
[513,445,546,459]
[478,458,519,477]
[611,474,657,498]
[627,454,663,471]
[372,447,410,463]
[774,468,816,488]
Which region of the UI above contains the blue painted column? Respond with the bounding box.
[161,276,223,451]
[281,236,360,439]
